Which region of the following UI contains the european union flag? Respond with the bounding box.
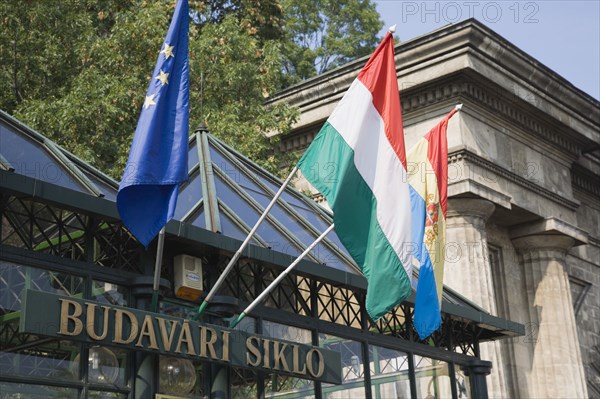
[117,0,189,247]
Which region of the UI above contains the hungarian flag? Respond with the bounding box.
[297,32,412,321]
[408,106,460,339]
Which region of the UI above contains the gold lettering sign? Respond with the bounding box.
[86,303,111,340]
[292,344,307,375]
[199,327,218,359]
[175,320,196,355]
[113,309,139,344]
[156,317,179,352]
[38,290,340,384]
[273,341,290,372]
[136,315,158,350]
[262,338,271,368]
[221,331,230,362]
[306,348,325,378]
[58,299,83,336]
[246,336,261,367]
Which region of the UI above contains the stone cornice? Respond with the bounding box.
[461,24,599,133]
[588,235,600,248]
[448,147,580,211]
[447,198,495,221]
[572,164,600,201]
[402,75,584,160]
[279,69,594,165]
[448,179,512,210]
[271,19,599,149]
[288,143,582,213]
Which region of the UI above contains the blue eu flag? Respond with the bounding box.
[117,0,189,247]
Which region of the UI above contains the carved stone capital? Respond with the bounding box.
[510,217,587,255]
[511,234,575,255]
[448,198,495,219]
[447,198,495,231]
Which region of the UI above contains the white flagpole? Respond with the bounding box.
[229,223,334,328]
[193,165,299,319]
[150,226,166,312]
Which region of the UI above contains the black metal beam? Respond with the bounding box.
[0,170,524,339]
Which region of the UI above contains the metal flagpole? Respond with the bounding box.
[193,165,299,319]
[229,223,334,328]
[150,226,166,312]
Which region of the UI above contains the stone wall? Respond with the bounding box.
[273,19,600,399]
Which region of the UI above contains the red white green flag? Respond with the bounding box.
[297,32,412,320]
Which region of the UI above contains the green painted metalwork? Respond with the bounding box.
[197,129,222,233]
[20,289,343,384]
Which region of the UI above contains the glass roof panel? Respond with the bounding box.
[187,139,199,172]
[268,204,317,245]
[287,201,330,228]
[208,139,356,272]
[0,121,89,194]
[317,227,348,259]
[213,173,303,254]
[277,201,351,259]
[173,170,202,220]
[266,204,355,272]
[208,145,273,202]
[188,208,206,230]
[229,155,352,257]
[80,169,117,201]
[219,211,256,243]
[242,162,311,208]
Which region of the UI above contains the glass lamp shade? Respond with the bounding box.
[74,346,119,384]
[159,357,197,394]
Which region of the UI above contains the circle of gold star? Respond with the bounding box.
[160,43,174,59]
[156,69,169,86]
[144,93,157,109]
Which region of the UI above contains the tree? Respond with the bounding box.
[1,0,296,177]
[280,0,383,83]
[3,1,177,174]
[0,0,380,177]
[190,16,297,172]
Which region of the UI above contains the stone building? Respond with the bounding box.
[268,18,600,398]
[0,17,597,399]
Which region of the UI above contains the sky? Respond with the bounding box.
[375,0,600,100]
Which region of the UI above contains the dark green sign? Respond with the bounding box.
[19,289,342,384]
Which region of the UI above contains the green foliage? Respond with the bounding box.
[1,0,295,177]
[0,0,379,178]
[280,0,383,83]
[6,1,172,175]
[190,16,297,173]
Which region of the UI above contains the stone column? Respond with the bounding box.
[445,198,508,398]
[512,234,587,398]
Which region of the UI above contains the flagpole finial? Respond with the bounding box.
[455,104,463,111]
[195,122,209,133]
[388,25,396,33]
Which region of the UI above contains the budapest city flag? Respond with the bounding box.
[117,0,190,247]
[297,32,412,321]
[408,106,460,339]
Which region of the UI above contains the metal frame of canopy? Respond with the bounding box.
[0,110,523,398]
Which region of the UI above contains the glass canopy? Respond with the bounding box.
[0,111,360,275]
[1,110,505,310]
